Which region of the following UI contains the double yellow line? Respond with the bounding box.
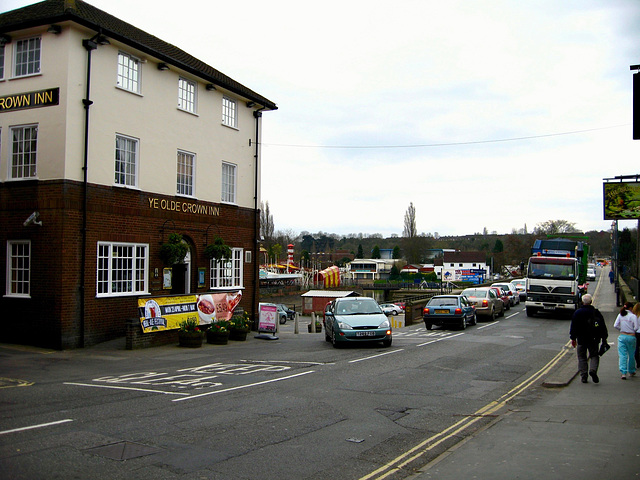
[360,343,572,480]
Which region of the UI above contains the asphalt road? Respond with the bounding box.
[0,289,588,479]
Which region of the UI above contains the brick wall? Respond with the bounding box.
[0,180,259,349]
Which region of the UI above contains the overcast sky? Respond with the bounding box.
[6,0,640,237]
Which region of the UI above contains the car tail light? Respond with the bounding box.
[482,300,488,307]
[455,308,462,314]
[423,307,430,315]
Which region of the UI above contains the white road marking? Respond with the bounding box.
[0,419,73,436]
[348,349,405,364]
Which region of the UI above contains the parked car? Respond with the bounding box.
[323,297,392,348]
[380,303,401,316]
[276,304,296,324]
[489,286,511,311]
[492,282,519,306]
[423,295,476,330]
[394,302,406,311]
[511,279,527,300]
[461,287,504,320]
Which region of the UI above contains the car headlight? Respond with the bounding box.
[337,321,353,330]
[378,319,390,329]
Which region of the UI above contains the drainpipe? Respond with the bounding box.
[79,37,97,348]
[253,107,265,325]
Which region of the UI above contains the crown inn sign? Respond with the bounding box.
[0,88,60,112]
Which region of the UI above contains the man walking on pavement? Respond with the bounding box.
[570,294,608,383]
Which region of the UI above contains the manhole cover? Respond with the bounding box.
[85,441,162,461]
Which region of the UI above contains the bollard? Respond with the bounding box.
[311,312,317,333]
[294,312,299,334]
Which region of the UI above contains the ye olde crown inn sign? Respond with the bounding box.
[0,88,60,112]
[148,197,220,216]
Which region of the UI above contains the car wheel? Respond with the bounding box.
[470,313,477,326]
[499,305,505,317]
[382,338,392,347]
[424,321,432,331]
[491,308,497,321]
[279,315,287,324]
[460,317,467,330]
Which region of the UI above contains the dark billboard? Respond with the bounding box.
[603,181,640,219]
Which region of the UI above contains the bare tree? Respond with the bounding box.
[533,220,579,235]
[403,202,417,238]
[260,201,274,244]
[402,202,423,263]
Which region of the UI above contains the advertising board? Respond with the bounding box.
[603,181,640,220]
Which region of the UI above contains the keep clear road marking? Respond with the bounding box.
[64,382,191,396]
[172,370,315,402]
[416,332,464,347]
[0,419,73,436]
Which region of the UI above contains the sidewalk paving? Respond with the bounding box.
[410,274,640,479]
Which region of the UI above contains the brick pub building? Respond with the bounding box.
[0,1,277,348]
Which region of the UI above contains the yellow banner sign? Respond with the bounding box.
[138,291,242,333]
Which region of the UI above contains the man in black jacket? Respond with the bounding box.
[570,294,608,383]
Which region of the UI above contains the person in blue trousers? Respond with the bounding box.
[613,301,639,380]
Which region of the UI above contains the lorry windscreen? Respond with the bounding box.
[528,260,576,279]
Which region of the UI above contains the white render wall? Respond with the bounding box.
[0,22,263,209]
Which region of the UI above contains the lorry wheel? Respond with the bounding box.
[526,307,536,317]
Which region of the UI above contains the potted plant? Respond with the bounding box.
[177,318,204,348]
[204,236,232,261]
[308,319,323,333]
[229,311,251,341]
[160,233,189,265]
[206,320,231,345]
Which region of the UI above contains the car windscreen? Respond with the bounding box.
[335,300,381,315]
[428,297,459,306]
[462,289,487,298]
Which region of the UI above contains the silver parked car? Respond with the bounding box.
[461,287,504,320]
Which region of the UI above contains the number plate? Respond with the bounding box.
[356,331,376,337]
[435,309,449,314]
[543,305,555,310]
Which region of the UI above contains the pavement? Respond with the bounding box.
[409,274,640,480]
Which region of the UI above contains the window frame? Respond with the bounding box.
[178,77,197,114]
[6,240,31,298]
[13,36,41,78]
[9,123,38,180]
[176,149,196,197]
[0,44,5,80]
[116,51,141,94]
[221,161,237,204]
[210,248,244,290]
[114,134,139,188]
[222,96,237,128]
[96,242,149,297]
